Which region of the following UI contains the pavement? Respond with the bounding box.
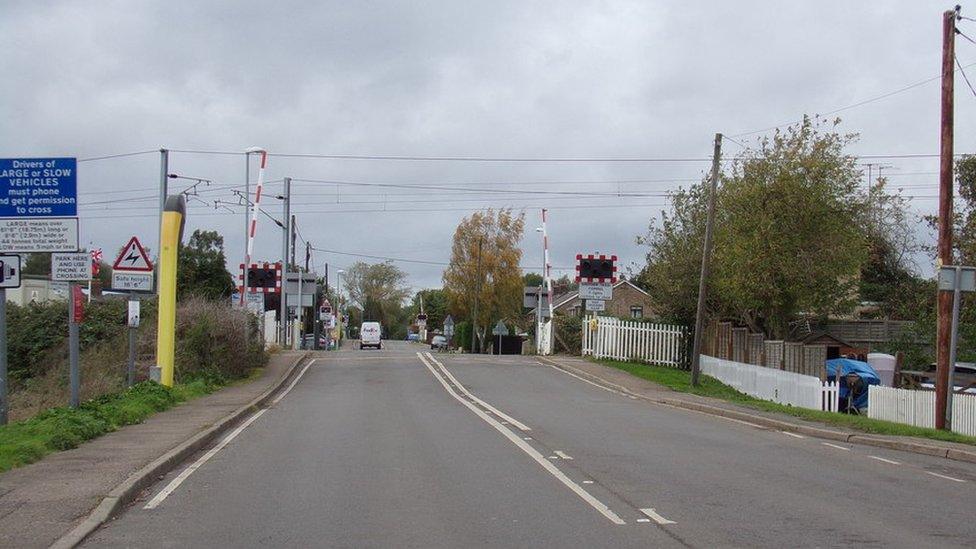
[0,350,307,549]
[82,342,976,548]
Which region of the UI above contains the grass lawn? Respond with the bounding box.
[598,358,976,447]
[0,379,218,473]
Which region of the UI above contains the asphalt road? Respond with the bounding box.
[85,341,976,548]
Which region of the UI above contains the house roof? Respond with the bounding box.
[551,279,649,310]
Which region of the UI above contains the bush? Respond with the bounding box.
[174,297,268,382]
[554,313,582,355]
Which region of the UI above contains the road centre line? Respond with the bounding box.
[640,508,677,525]
[417,352,625,525]
[822,442,851,451]
[144,409,267,509]
[926,471,966,483]
[868,455,901,465]
[426,353,531,431]
[144,358,317,510]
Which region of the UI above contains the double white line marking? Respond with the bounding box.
[418,352,626,525]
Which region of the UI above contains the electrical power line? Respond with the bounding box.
[730,59,976,138]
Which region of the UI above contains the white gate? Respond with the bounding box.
[581,317,686,368]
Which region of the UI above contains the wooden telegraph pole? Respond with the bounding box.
[936,7,957,430]
[690,133,723,387]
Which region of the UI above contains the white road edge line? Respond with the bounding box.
[417,352,625,525]
[782,431,805,439]
[868,455,901,465]
[554,450,574,460]
[144,358,317,510]
[822,442,851,451]
[426,352,531,431]
[640,508,676,525]
[272,358,317,404]
[144,409,267,510]
[926,471,966,483]
[536,360,630,398]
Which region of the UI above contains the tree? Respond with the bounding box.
[177,230,235,300]
[637,118,872,339]
[522,272,543,288]
[443,209,525,351]
[22,253,51,276]
[409,288,449,330]
[343,261,410,331]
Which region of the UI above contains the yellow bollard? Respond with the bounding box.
[156,195,186,387]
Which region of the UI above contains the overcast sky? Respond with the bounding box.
[2,1,975,293]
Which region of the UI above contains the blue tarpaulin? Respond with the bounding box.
[826,358,881,411]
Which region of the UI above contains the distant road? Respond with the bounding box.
[86,341,976,548]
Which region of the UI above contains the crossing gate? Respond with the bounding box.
[582,317,687,368]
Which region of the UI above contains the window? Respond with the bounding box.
[630,306,643,319]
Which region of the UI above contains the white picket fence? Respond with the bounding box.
[581,317,686,367]
[701,355,839,411]
[868,386,976,437]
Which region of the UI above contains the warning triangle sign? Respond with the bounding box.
[112,236,154,272]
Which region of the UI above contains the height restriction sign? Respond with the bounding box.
[112,236,154,292]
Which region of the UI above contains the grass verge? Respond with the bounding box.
[0,379,218,473]
[598,358,976,447]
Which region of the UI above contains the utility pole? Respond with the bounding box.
[291,215,300,351]
[936,7,959,430]
[280,177,291,347]
[317,262,327,351]
[471,235,483,354]
[690,133,723,387]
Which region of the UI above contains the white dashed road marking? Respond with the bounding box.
[926,471,966,483]
[781,431,805,439]
[821,442,850,451]
[554,450,574,460]
[868,455,901,465]
[640,508,676,525]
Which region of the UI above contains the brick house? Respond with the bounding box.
[550,279,657,320]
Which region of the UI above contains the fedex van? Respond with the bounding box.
[360,322,382,350]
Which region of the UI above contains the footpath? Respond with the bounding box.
[0,350,309,549]
[540,355,976,465]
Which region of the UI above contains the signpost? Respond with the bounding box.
[0,157,79,423]
[575,253,617,320]
[938,265,976,429]
[492,320,508,356]
[585,299,606,312]
[127,300,140,387]
[112,236,154,293]
[52,252,91,281]
[578,282,613,301]
[0,255,21,289]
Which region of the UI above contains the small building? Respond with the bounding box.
[5,275,67,306]
[801,332,867,361]
[549,279,657,320]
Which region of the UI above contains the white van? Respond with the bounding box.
[360,322,382,350]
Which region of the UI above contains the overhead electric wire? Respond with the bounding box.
[958,55,976,99]
[730,60,976,138]
[77,150,157,163]
[306,244,575,271]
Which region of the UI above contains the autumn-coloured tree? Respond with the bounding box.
[343,261,411,332]
[443,209,525,352]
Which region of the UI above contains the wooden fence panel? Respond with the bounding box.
[747,334,764,365]
[764,340,784,369]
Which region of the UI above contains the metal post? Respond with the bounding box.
[0,288,7,425]
[127,293,137,387]
[243,152,251,308]
[69,283,80,408]
[946,266,962,429]
[292,217,301,351]
[935,9,956,429]
[690,133,723,386]
[280,177,291,346]
[471,236,483,354]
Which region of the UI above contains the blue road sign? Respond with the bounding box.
[0,157,77,217]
